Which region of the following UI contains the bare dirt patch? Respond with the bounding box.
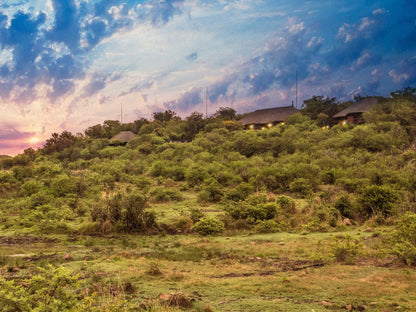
[0,235,58,245]
[212,258,325,278]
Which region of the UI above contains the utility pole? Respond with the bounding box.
[296,71,298,109]
[120,102,123,124]
[205,87,208,118]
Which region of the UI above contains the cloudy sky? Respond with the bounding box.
[0,0,415,155]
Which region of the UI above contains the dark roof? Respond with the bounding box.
[110,131,136,143]
[239,106,299,126]
[333,97,378,118]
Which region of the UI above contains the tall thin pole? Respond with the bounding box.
[205,87,208,118]
[120,102,123,124]
[295,71,298,109]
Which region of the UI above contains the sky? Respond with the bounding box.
[0,0,415,155]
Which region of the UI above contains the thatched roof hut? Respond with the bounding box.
[110,131,136,145]
[333,97,377,124]
[239,106,299,129]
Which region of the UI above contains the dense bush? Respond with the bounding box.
[254,220,281,233]
[91,192,156,233]
[0,265,91,311]
[1,91,416,237]
[276,195,296,214]
[334,193,356,219]
[197,178,224,203]
[150,187,183,203]
[358,184,397,219]
[226,196,277,224]
[391,213,416,265]
[193,217,225,235]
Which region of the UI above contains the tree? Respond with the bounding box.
[103,120,121,138]
[43,131,77,154]
[133,117,149,133]
[152,110,178,122]
[184,112,205,141]
[390,87,416,102]
[301,95,340,121]
[84,124,106,138]
[358,185,397,219]
[213,107,236,120]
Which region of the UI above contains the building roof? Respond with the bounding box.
[333,97,378,119]
[239,106,299,126]
[110,131,136,143]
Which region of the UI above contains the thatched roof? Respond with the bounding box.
[239,106,299,126]
[333,97,377,118]
[110,131,136,144]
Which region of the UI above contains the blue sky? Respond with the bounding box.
[0,0,415,155]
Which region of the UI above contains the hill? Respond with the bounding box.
[0,90,416,311]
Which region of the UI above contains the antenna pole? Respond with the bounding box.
[205,87,208,118]
[120,102,123,124]
[295,71,298,109]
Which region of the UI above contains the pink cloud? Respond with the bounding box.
[0,125,40,156]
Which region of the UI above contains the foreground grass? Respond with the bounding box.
[0,228,415,311]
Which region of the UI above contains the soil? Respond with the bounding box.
[212,258,325,278]
[0,235,58,245]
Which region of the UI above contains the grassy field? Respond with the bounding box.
[1,227,415,311]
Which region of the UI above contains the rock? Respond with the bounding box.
[357,305,366,311]
[364,227,374,232]
[346,303,355,311]
[159,293,170,301]
[321,300,332,306]
[64,253,73,261]
[343,218,352,226]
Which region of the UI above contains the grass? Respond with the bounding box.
[0,228,415,311]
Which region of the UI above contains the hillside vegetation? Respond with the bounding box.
[1,89,416,311]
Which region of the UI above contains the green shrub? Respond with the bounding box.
[122,193,149,231]
[90,192,156,233]
[358,184,397,219]
[330,236,363,264]
[393,242,416,266]
[50,174,76,197]
[276,195,296,214]
[190,208,204,223]
[150,187,183,203]
[21,180,43,196]
[197,178,223,203]
[334,193,356,219]
[289,178,313,196]
[391,213,416,265]
[29,191,54,209]
[0,265,91,311]
[225,200,277,224]
[320,169,337,184]
[225,182,254,201]
[254,220,281,233]
[193,217,225,236]
[336,177,371,193]
[146,259,163,276]
[185,166,210,187]
[171,216,193,234]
